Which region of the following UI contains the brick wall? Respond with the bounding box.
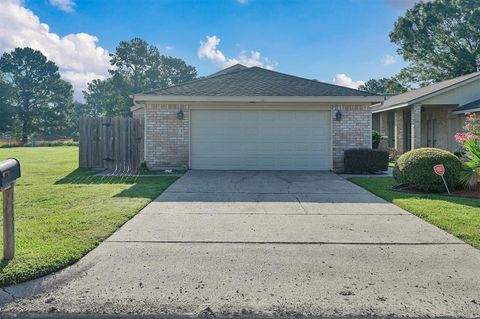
[145,103,189,169]
[332,105,372,171]
[144,104,371,171]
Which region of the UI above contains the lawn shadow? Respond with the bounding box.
[54,168,177,199]
[55,168,142,185]
[0,259,10,278]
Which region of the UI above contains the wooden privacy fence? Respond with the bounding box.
[79,117,144,171]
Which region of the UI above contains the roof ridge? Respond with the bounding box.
[142,65,253,95]
[249,67,376,96]
[206,64,248,78]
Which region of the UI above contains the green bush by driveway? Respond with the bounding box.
[0,146,177,286]
[393,148,463,192]
[350,177,480,249]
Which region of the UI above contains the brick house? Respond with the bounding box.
[372,71,480,155]
[132,64,382,171]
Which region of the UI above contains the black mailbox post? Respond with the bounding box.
[0,158,21,260]
[0,159,21,188]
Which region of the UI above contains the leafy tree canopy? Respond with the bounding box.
[84,38,197,116]
[0,47,73,140]
[0,72,13,132]
[390,0,480,85]
[359,77,408,95]
[84,76,132,117]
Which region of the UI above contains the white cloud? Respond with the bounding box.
[384,0,432,10]
[332,74,365,89]
[0,0,110,100]
[157,44,174,53]
[237,0,248,4]
[49,0,75,12]
[381,54,397,65]
[198,35,276,70]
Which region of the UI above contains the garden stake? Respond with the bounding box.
[433,164,450,195]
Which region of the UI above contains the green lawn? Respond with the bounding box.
[350,177,480,249]
[0,146,177,286]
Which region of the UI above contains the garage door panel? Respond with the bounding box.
[191,110,331,170]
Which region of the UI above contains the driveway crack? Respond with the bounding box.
[292,193,307,214]
[233,171,258,192]
[274,173,294,194]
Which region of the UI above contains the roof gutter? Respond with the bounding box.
[452,107,480,115]
[133,94,384,104]
[372,103,410,113]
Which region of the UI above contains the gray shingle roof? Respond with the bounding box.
[374,71,480,111]
[453,98,480,113]
[206,64,248,78]
[144,64,376,97]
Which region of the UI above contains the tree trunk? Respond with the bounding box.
[21,119,29,143]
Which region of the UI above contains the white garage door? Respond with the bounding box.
[191,110,331,170]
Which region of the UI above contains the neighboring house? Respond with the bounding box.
[372,72,480,154]
[132,64,382,171]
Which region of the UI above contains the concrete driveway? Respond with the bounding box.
[1,170,479,318]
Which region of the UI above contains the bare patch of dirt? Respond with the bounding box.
[450,189,480,198]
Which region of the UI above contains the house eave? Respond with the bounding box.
[452,107,480,115]
[371,103,410,113]
[130,103,145,112]
[133,95,384,104]
[372,74,480,114]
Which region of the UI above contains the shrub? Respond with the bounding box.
[0,140,78,148]
[459,138,480,189]
[393,148,463,192]
[344,148,389,173]
[464,112,480,135]
[372,130,386,149]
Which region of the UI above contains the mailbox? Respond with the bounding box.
[0,159,21,188]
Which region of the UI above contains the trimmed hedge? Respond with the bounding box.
[393,148,463,192]
[344,148,389,173]
[0,140,78,148]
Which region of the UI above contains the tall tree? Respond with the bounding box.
[0,72,13,132]
[83,77,131,117]
[109,38,162,92]
[0,47,73,141]
[390,0,480,85]
[157,55,198,88]
[84,38,197,116]
[359,77,408,95]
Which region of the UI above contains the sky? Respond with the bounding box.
[0,0,422,100]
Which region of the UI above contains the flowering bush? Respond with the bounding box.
[455,132,478,144]
[456,112,480,189]
[461,138,480,189]
[464,112,480,135]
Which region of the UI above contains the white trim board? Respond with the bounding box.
[133,95,384,104]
